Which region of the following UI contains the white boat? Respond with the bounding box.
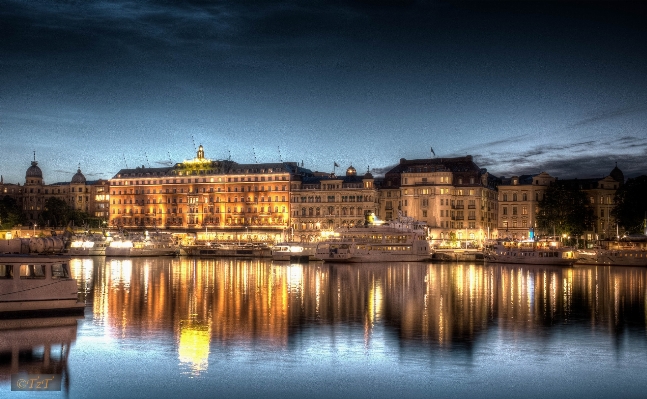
[577,236,647,266]
[271,242,319,262]
[66,232,111,256]
[0,255,84,314]
[315,215,433,263]
[484,239,576,266]
[105,231,179,257]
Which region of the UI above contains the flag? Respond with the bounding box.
[334,162,339,167]
[430,147,436,157]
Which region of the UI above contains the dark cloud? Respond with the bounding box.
[568,105,647,128]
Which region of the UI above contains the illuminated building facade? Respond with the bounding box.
[289,166,377,242]
[497,172,555,240]
[108,145,309,238]
[377,156,499,246]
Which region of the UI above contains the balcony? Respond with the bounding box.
[451,205,464,209]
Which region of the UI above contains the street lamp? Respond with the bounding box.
[33,223,37,237]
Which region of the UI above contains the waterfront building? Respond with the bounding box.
[561,165,624,241]
[497,172,555,240]
[108,145,308,242]
[378,156,499,247]
[289,165,377,242]
[2,155,109,227]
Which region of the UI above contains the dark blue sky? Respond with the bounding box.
[1,1,646,184]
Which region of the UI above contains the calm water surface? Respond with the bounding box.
[3,257,647,398]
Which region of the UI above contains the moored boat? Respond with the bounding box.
[105,231,179,257]
[0,255,84,315]
[66,232,111,256]
[484,239,576,266]
[315,214,433,263]
[181,242,272,258]
[271,242,319,262]
[577,236,647,266]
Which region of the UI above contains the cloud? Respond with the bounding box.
[568,105,647,128]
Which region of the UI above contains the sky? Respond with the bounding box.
[1,0,646,185]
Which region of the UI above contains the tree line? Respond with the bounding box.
[536,175,647,240]
[1,196,100,230]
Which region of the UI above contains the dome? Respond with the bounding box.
[346,165,357,176]
[610,164,624,184]
[71,168,86,184]
[26,161,43,179]
[363,171,373,179]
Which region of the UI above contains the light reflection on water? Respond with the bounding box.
[2,258,647,398]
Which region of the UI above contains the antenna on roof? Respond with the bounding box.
[253,147,258,163]
[167,152,173,166]
[278,146,283,163]
[122,154,128,169]
[430,146,436,158]
[145,152,151,168]
[33,150,36,162]
[228,149,231,161]
[191,135,197,153]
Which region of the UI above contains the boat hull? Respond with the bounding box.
[576,250,647,266]
[181,246,272,258]
[0,256,85,316]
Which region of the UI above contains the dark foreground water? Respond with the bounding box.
[3,258,647,398]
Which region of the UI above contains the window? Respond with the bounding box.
[20,264,46,279]
[52,263,70,278]
[0,265,13,279]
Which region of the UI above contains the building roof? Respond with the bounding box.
[26,161,43,179]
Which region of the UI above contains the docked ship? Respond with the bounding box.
[104,231,179,257]
[271,242,319,262]
[484,239,576,266]
[66,232,111,256]
[577,235,647,266]
[181,242,272,258]
[315,214,433,263]
[0,255,85,314]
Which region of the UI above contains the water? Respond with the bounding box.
[3,258,647,398]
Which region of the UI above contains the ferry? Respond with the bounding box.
[0,255,84,315]
[271,242,319,262]
[484,239,576,266]
[315,214,433,263]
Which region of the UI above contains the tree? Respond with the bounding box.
[39,197,91,228]
[537,182,595,240]
[0,196,27,228]
[613,175,647,234]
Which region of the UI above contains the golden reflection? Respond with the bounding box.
[178,320,211,375]
[74,258,647,359]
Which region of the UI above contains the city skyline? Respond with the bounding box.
[2,1,647,184]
